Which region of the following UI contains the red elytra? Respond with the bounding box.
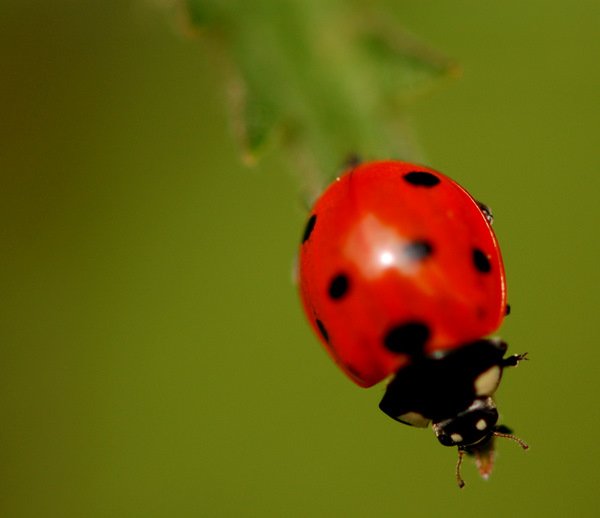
[299,160,506,388]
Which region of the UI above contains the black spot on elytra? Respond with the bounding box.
[405,240,433,261]
[473,248,491,273]
[328,273,349,300]
[302,215,317,243]
[316,319,329,343]
[384,322,430,356]
[403,171,440,187]
[505,304,511,316]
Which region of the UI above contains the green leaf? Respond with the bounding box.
[180,0,456,196]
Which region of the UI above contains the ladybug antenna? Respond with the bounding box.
[455,449,466,489]
[492,431,530,450]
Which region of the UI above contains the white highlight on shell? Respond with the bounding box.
[379,250,395,266]
[343,214,418,279]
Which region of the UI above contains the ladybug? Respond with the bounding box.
[298,160,528,487]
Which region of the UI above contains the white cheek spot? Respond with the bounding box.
[474,366,501,396]
[451,433,463,443]
[476,419,487,431]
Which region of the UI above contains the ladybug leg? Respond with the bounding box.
[343,153,362,169]
[487,339,527,368]
[502,352,528,368]
[455,448,466,489]
[475,200,494,224]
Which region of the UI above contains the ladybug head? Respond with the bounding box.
[432,397,498,448]
[433,402,530,488]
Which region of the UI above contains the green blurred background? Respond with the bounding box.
[1,1,599,516]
